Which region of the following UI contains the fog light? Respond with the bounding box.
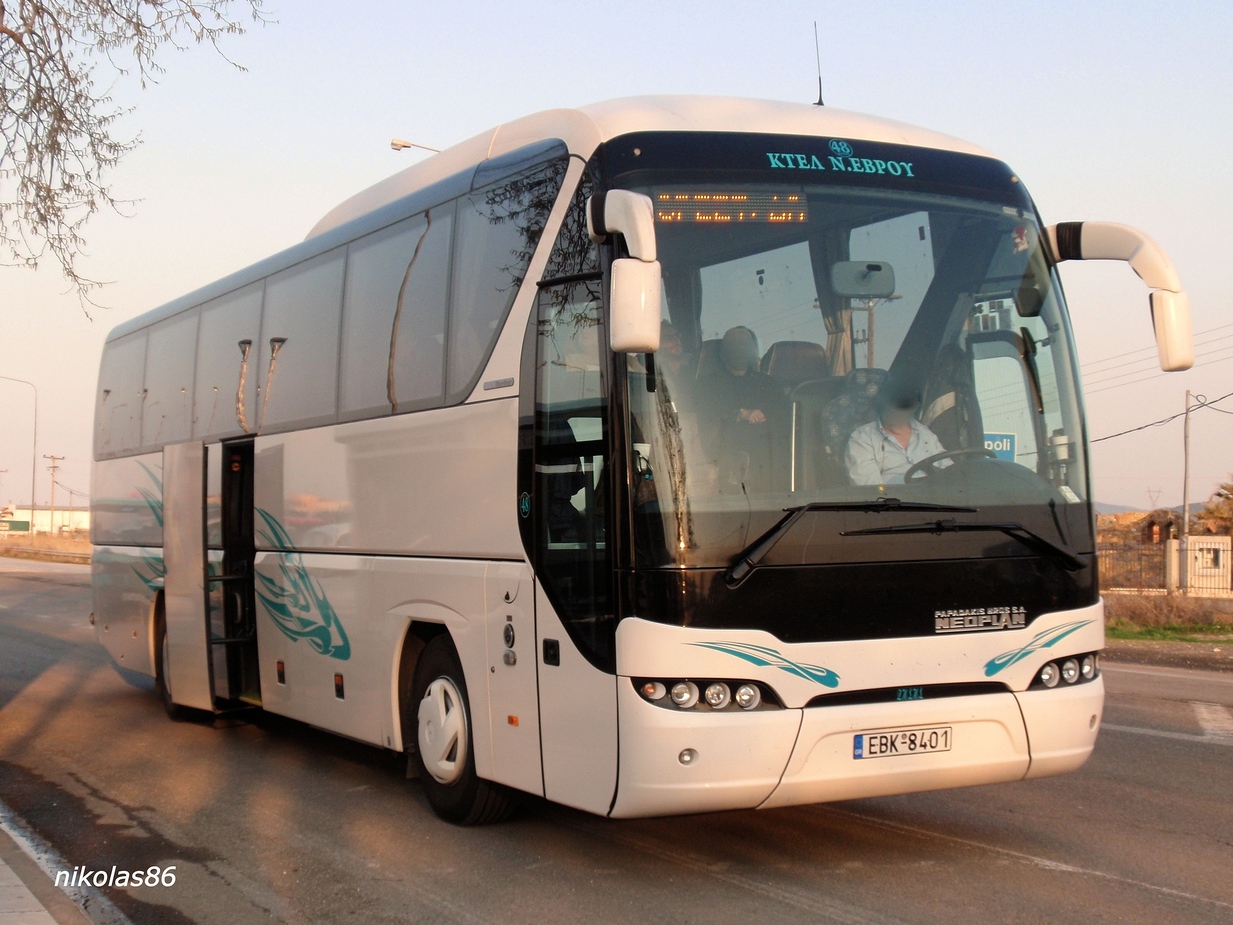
[670,681,699,709]
[1081,654,1096,680]
[641,681,667,701]
[1039,662,1060,688]
[1061,658,1080,684]
[734,683,762,710]
[704,682,731,709]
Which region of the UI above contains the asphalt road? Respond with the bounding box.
[1,557,1230,925]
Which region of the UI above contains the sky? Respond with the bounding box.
[0,0,1230,513]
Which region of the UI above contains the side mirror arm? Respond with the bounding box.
[587,191,662,353]
[1046,221,1193,371]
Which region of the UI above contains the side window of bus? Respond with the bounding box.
[447,157,566,401]
[194,283,264,440]
[95,332,147,457]
[142,310,198,450]
[341,207,453,418]
[258,248,347,431]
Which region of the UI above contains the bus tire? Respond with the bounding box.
[410,634,514,825]
[154,612,188,721]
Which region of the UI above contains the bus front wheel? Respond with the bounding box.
[410,635,513,825]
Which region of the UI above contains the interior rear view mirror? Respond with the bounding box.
[831,261,896,299]
[1015,278,1045,317]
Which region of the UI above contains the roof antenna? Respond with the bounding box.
[813,21,825,106]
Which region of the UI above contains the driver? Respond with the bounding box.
[846,377,946,485]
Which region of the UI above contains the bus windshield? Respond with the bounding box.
[615,143,1090,571]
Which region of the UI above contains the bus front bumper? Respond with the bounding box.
[610,679,1102,817]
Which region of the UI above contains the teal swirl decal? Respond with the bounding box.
[132,548,165,594]
[690,642,840,688]
[130,464,166,592]
[254,508,351,660]
[984,620,1094,677]
[136,461,164,528]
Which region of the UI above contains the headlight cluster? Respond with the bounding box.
[633,678,780,712]
[1031,652,1099,690]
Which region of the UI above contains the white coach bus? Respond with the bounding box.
[92,97,1192,824]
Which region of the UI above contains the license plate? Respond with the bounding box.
[854,726,952,759]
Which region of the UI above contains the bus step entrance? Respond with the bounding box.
[219,440,262,707]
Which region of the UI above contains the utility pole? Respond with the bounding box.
[43,454,62,535]
[1181,391,1191,594]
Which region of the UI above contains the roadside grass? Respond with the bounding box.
[1103,592,1233,642]
[0,531,91,563]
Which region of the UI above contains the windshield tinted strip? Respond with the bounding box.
[600,132,1032,208]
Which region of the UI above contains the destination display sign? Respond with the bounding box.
[653,190,808,224]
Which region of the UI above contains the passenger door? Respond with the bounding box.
[161,441,215,710]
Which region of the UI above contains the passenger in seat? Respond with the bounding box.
[846,378,945,485]
[703,327,788,490]
[709,327,785,428]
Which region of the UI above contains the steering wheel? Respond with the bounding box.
[904,447,997,482]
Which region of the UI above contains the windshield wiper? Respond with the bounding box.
[840,519,1086,571]
[725,499,978,588]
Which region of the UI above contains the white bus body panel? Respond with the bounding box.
[762,694,1028,808]
[611,683,801,818]
[92,450,166,675]
[161,441,215,710]
[248,553,544,791]
[614,603,1103,814]
[309,97,992,240]
[482,562,542,796]
[252,399,521,560]
[91,545,160,675]
[1018,678,1104,779]
[536,583,618,815]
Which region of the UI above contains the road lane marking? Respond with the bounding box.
[555,814,910,925]
[825,807,1233,912]
[1101,723,1233,746]
[0,797,134,925]
[1190,702,1233,738]
[1102,664,1233,685]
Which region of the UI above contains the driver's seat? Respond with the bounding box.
[818,368,887,484]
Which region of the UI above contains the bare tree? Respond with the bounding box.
[0,1,268,308]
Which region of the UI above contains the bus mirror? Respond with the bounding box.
[587,191,657,262]
[1015,278,1044,318]
[1046,221,1193,371]
[831,261,896,299]
[609,258,662,353]
[1150,289,1194,371]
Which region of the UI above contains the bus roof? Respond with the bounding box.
[106,96,995,343]
[307,95,994,238]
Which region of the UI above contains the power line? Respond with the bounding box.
[1081,321,1233,372]
[1082,333,1233,383]
[1085,351,1233,397]
[1091,390,1233,443]
[1084,341,1233,391]
[1081,331,1233,385]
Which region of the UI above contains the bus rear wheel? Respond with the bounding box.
[410,635,514,825]
[154,614,187,721]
